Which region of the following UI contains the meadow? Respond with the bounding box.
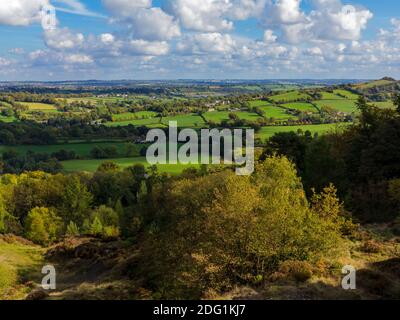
[269,91,311,103]
[61,157,200,174]
[313,99,358,113]
[0,115,16,123]
[105,117,161,127]
[111,111,158,122]
[333,89,359,100]
[249,100,271,107]
[258,105,297,120]
[161,114,206,127]
[257,123,351,141]
[281,102,319,113]
[0,238,44,300]
[0,141,140,158]
[21,102,57,111]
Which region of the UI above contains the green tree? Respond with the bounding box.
[393,94,400,113]
[24,207,61,245]
[92,205,119,229]
[66,221,80,237]
[61,175,93,226]
[97,161,120,173]
[90,216,103,236]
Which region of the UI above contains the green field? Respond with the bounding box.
[0,239,44,300]
[354,79,396,90]
[333,89,359,100]
[204,111,262,124]
[105,117,161,127]
[314,99,358,113]
[257,123,351,141]
[371,101,395,109]
[63,96,123,104]
[162,114,206,127]
[258,106,297,120]
[249,100,271,107]
[0,115,16,123]
[282,102,319,113]
[269,91,311,103]
[0,141,142,158]
[61,157,200,174]
[21,102,57,111]
[112,111,158,122]
[319,92,344,100]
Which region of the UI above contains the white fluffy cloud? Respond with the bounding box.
[0,57,12,67]
[263,29,277,43]
[2,0,398,79]
[128,40,170,56]
[0,0,49,26]
[264,0,304,25]
[310,0,373,40]
[44,28,84,49]
[178,33,237,54]
[64,53,93,64]
[125,8,181,41]
[169,0,233,32]
[263,0,373,43]
[103,0,180,41]
[227,0,267,20]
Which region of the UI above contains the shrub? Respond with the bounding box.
[24,207,62,245]
[66,221,80,237]
[89,217,103,236]
[139,156,343,298]
[273,260,314,283]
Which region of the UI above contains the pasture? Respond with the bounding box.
[257,123,351,141]
[269,91,311,103]
[0,141,141,158]
[258,105,297,120]
[282,102,319,113]
[21,102,57,113]
[105,117,161,127]
[371,101,395,109]
[313,99,358,113]
[249,100,271,107]
[0,115,16,123]
[161,114,206,127]
[111,111,158,122]
[333,89,359,100]
[204,111,262,124]
[61,157,200,174]
[319,92,344,100]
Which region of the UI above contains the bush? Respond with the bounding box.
[272,260,314,283]
[66,221,80,237]
[24,207,62,245]
[138,156,343,298]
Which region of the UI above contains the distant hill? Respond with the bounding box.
[353,77,397,90]
[348,77,399,102]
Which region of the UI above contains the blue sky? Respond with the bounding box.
[0,0,399,80]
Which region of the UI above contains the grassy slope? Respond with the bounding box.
[0,238,44,300]
[313,99,358,113]
[162,114,206,128]
[270,91,311,103]
[282,102,319,113]
[21,102,57,111]
[257,123,351,141]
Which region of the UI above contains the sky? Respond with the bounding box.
[0,0,399,80]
